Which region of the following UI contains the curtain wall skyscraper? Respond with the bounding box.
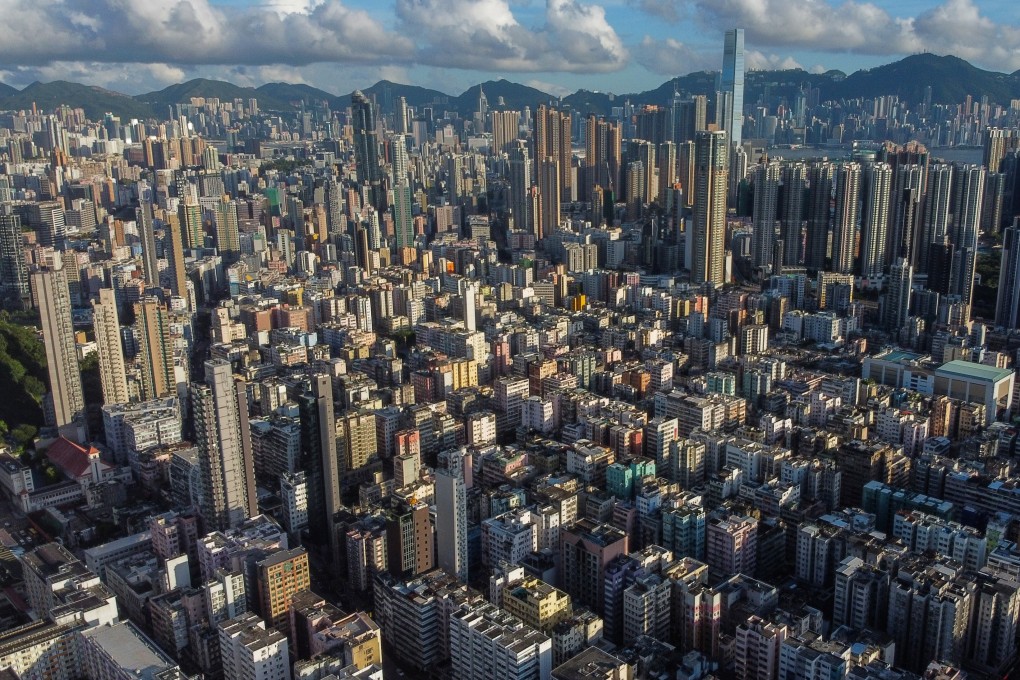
[721,29,745,148]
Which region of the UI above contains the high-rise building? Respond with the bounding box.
[255,547,310,637]
[33,267,85,434]
[352,90,384,211]
[537,157,560,239]
[214,195,240,264]
[218,612,291,680]
[889,164,924,266]
[92,288,129,406]
[386,497,433,578]
[751,160,780,271]
[721,29,745,147]
[804,162,834,272]
[831,163,861,275]
[340,410,378,478]
[164,213,188,300]
[950,164,985,307]
[691,130,729,286]
[734,615,788,680]
[706,514,758,576]
[192,359,257,532]
[435,465,468,583]
[508,142,533,233]
[534,105,572,203]
[392,180,414,250]
[0,204,28,309]
[450,601,552,680]
[885,257,913,332]
[135,297,175,401]
[137,198,160,288]
[919,164,953,274]
[491,109,520,155]
[178,201,204,250]
[560,520,629,612]
[996,219,1020,330]
[859,162,892,277]
[585,114,623,199]
[780,163,807,267]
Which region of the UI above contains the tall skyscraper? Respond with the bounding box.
[178,201,204,250]
[721,29,745,148]
[751,160,780,271]
[135,298,175,401]
[491,109,520,155]
[33,267,85,434]
[352,90,384,211]
[780,163,807,267]
[534,105,572,203]
[804,162,834,272]
[859,162,892,278]
[294,374,339,553]
[0,204,28,309]
[537,157,560,240]
[164,213,188,300]
[435,465,468,583]
[508,142,532,233]
[691,130,729,286]
[919,164,953,274]
[392,181,414,250]
[395,95,409,135]
[885,257,913,332]
[92,288,129,406]
[889,164,924,266]
[214,195,240,264]
[585,114,623,199]
[137,197,159,288]
[192,359,257,531]
[831,163,861,275]
[997,219,1020,330]
[950,164,985,306]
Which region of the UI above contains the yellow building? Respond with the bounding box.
[256,548,310,636]
[501,577,572,632]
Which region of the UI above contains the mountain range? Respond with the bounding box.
[2,54,1019,122]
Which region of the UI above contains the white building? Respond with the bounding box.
[449,601,552,680]
[219,612,291,680]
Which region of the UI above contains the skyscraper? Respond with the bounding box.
[135,298,175,401]
[751,160,780,271]
[33,267,85,434]
[164,213,188,300]
[92,288,129,406]
[804,162,834,272]
[691,130,729,286]
[534,105,572,203]
[537,157,560,240]
[721,29,745,148]
[435,465,468,583]
[997,219,1020,330]
[0,204,28,309]
[919,164,953,274]
[885,257,913,332]
[831,163,861,275]
[859,162,892,278]
[508,142,532,233]
[214,195,240,264]
[178,201,204,251]
[137,197,159,288]
[351,90,384,211]
[192,359,257,532]
[950,164,985,306]
[780,163,807,267]
[392,181,414,250]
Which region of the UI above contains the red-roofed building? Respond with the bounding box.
[44,437,123,508]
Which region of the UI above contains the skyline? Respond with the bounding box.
[0,0,1018,98]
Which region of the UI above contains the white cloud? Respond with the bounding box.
[635,36,717,75]
[745,50,803,71]
[394,0,628,73]
[678,0,1020,71]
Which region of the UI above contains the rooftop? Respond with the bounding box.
[81,621,178,680]
[936,359,1014,384]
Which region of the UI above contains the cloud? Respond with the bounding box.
[635,36,718,75]
[629,0,683,23]
[395,0,628,73]
[0,0,413,67]
[745,50,803,71]
[681,0,1020,71]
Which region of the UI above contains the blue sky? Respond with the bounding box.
[0,0,1017,96]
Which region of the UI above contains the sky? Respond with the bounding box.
[0,0,1018,97]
